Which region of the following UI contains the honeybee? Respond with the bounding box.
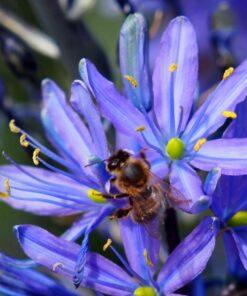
[104,149,184,233]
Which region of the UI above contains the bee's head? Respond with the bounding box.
[106,150,131,172]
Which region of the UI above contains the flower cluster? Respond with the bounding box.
[0,7,247,296]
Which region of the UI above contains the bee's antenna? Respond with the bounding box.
[84,158,109,168]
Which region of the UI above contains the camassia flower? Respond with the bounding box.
[209,98,247,280]
[0,79,136,283]
[0,253,76,295]
[15,216,219,296]
[79,14,247,214]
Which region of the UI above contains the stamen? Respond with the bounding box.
[0,178,10,198]
[169,63,178,72]
[32,148,40,166]
[4,178,10,195]
[135,125,146,132]
[193,138,207,152]
[0,191,9,198]
[9,119,20,133]
[52,262,65,272]
[109,245,147,285]
[87,189,106,203]
[20,134,29,147]
[143,249,154,267]
[103,238,112,251]
[222,110,237,119]
[124,75,138,88]
[1,151,96,199]
[223,67,234,79]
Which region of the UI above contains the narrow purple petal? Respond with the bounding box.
[120,13,152,111]
[191,139,247,175]
[153,16,198,136]
[0,165,94,216]
[119,216,160,281]
[223,230,247,279]
[79,59,159,147]
[231,226,247,270]
[15,225,137,296]
[61,212,97,242]
[211,175,247,222]
[42,79,93,167]
[183,59,247,144]
[158,216,219,294]
[0,253,76,296]
[170,162,211,213]
[70,80,108,159]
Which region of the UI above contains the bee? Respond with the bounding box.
[104,149,184,234]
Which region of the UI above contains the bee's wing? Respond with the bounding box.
[133,186,166,239]
[149,172,191,211]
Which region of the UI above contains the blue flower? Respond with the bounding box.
[14,216,219,295]
[0,79,131,286]
[80,14,247,214]
[0,252,75,295]
[209,97,247,280]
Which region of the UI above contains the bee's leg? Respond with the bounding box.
[109,207,132,220]
[139,149,151,168]
[102,193,129,199]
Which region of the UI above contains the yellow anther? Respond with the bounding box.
[87,189,106,204]
[52,262,64,272]
[124,75,138,87]
[194,138,207,152]
[222,110,237,119]
[0,192,9,198]
[9,119,20,133]
[169,63,178,72]
[143,249,154,267]
[4,179,10,195]
[103,238,112,251]
[223,67,234,79]
[32,148,40,166]
[135,125,146,132]
[20,134,29,148]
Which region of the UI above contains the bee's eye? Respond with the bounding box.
[107,159,119,171]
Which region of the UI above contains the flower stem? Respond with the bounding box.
[164,207,180,253]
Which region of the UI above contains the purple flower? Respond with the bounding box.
[80,14,247,214]
[15,215,219,295]
[210,97,247,280]
[0,79,130,285]
[0,79,119,232]
[0,253,76,295]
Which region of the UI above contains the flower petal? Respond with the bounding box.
[231,226,247,271]
[119,13,152,111]
[79,59,159,146]
[61,212,97,242]
[170,162,211,213]
[0,165,95,216]
[15,225,136,295]
[183,59,247,144]
[119,216,160,282]
[0,253,75,296]
[223,230,247,280]
[42,79,93,167]
[153,16,198,136]
[70,80,108,159]
[191,138,247,175]
[158,216,219,294]
[211,175,247,222]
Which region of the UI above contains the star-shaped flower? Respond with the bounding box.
[80,14,247,214]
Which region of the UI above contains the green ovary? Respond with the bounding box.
[134,286,157,296]
[166,137,185,160]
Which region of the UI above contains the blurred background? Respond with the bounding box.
[0,1,246,295]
